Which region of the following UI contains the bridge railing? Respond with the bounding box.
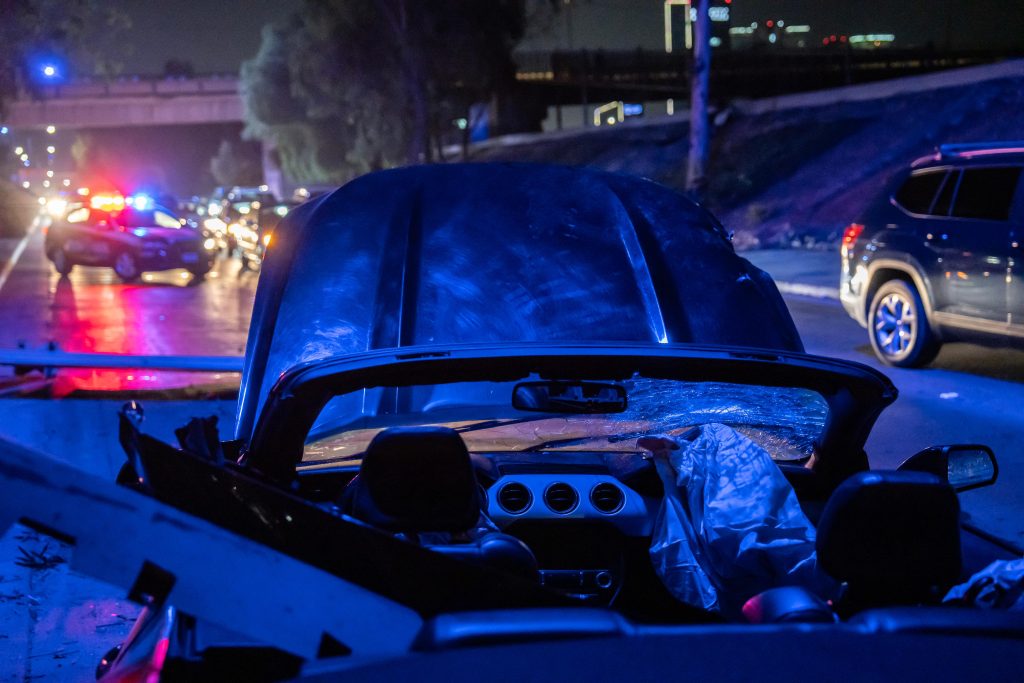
[25,75,239,100]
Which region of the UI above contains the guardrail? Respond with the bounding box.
[0,349,244,372]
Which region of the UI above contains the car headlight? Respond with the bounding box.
[204,217,227,233]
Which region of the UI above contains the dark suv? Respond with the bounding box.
[840,142,1024,367]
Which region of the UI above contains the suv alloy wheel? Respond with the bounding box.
[868,280,941,367]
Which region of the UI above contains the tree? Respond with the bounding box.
[210,139,262,187]
[685,0,711,198]
[241,1,530,184]
[0,0,130,114]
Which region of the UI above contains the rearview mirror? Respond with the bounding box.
[512,381,627,414]
[897,444,998,492]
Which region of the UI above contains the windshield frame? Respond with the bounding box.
[243,342,896,485]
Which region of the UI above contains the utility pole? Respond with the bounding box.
[685,0,711,198]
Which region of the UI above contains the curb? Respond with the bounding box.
[773,281,840,301]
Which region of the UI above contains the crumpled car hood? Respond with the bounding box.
[236,163,801,441]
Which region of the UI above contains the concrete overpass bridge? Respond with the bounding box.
[5,75,243,130]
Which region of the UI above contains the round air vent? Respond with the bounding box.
[590,482,625,514]
[497,482,532,514]
[543,483,579,514]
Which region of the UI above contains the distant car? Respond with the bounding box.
[45,196,216,282]
[840,142,1024,367]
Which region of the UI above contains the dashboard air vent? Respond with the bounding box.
[543,483,579,514]
[497,482,532,514]
[590,483,625,514]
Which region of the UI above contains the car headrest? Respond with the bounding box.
[816,471,961,591]
[346,426,481,533]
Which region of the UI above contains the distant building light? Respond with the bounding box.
[623,103,644,117]
[708,6,729,21]
[42,179,50,188]
[729,27,755,35]
[593,101,624,127]
[768,33,777,44]
[42,65,57,78]
[0,126,7,135]
[849,33,895,44]
[46,170,54,177]
[766,20,774,28]
[258,184,269,192]
[710,36,723,47]
[46,145,55,154]
[62,178,71,187]
[666,98,675,116]
[14,146,24,155]
[455,117,468,130]
[750,21,757,28]
[664,0,693,53]
[785,24,811,33]
[45,125,56,134]
[22,181,30,189]
[19,153,28,161]
[777,19,785,28]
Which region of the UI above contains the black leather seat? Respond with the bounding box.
[816,470,961,612]
[340,426,537,578]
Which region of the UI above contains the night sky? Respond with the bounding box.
[104,0,1023,75]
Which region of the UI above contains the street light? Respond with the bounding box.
[46,145,55,154]
[45,125,56,134]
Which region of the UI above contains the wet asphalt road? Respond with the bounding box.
[785,295,1024,547]
[0,224,257,357]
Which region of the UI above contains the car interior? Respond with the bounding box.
[287,423,1016,626]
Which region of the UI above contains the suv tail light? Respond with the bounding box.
[841,223,864,256]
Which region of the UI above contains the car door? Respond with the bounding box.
[61,207,114,266]
[1006,169,1024,327]
[927,166,1021,324]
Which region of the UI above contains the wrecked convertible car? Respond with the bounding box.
[2,164,1021,681]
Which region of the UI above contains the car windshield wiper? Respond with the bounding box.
[521,430,649,453]
[453,415,571,434]
[302,415,573,467]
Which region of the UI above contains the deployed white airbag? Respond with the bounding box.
[645,424,825,615]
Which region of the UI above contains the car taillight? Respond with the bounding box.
[842,223,864,255]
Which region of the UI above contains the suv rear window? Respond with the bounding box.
[895,169,947,214]
[950,167,1022,221]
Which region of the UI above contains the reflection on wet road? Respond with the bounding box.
[0,227,257,393]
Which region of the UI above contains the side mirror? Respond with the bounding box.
[897,444,998,492]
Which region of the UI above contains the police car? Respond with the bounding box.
[44,194,216,282]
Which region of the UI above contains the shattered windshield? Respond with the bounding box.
[302,376,828,467]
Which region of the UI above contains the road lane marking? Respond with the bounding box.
[0,220,40,296]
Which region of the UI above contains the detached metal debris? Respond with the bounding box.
[0,435,422,660]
